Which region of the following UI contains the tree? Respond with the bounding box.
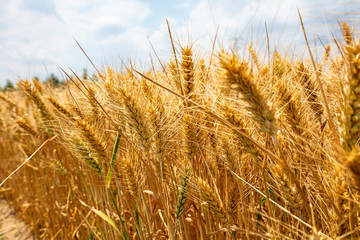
[45,73,63,87]
[82,68,88,80]
[92,73,99,82]
[3,80,15,92]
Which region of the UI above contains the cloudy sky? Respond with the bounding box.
[0,0,358,86]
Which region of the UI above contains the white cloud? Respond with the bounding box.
[54,0,150,32]
[0,0,356,85]
[147,0,300,58]
[0,0,151,84]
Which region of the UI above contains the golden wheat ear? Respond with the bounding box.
[73,118,108,164]
[196,177,227,222]
[15,117,37,136]
[340,22,360,149]
[17,80,55,135]
[121,158,143,198]
[343,147,360,187]
[273,75,309,137]
[118,87,152,153]
[219,50,277,136]
[181,47,196,102]
[47,96,75,119]
[295,62,323,124]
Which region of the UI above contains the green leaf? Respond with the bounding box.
[91,208,123,236]
[260,196,267,206]
[79,199,124,238]
[106,130,121,187]
[257,188,274,226]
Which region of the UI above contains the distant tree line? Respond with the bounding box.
[1,73,63,92]
[1,69,93,92]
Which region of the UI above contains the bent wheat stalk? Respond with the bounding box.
[0,135,57,187]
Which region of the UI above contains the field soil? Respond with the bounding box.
[0,199,34,240]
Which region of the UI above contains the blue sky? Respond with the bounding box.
[0,0,358,86]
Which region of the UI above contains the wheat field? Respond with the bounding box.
[0,22,359,239]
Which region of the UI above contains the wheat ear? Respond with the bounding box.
[16,117,37,136]
[75,138,102,174]
[174,167,191,238]
[47,96,75,119]
[74,119,108,163]
[54,160,68,176]
[17,80,53,121]
[181,47,196,103]
[196,177,227,222]
[118,87,152,152]
[340,23,360,148]
[271,164,305,218]
[219,50,277,136]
